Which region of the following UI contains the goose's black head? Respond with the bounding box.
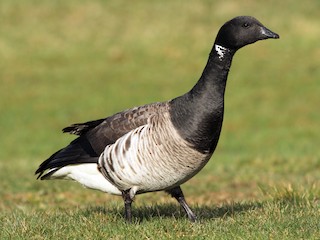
[215,16,279,50]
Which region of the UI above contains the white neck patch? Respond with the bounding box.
[215,44,228,61]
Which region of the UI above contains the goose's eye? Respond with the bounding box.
[242,22,250,28]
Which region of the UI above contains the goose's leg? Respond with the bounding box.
[122,190,133,222]
[166,186,197,222]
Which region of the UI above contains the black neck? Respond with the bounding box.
[169,44,236,153]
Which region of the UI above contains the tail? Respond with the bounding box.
[35,137,99,180]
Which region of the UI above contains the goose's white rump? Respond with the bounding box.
[50,164,121,195]
[98,112,212,196]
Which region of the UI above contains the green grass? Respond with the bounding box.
[0,0,319,239]
[1,197,319,239]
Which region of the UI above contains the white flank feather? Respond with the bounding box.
[98,112,211,197]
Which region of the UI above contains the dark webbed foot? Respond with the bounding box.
[166,186,197,222]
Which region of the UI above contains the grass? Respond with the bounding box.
[0,0,319,239]
[1,198,319,239]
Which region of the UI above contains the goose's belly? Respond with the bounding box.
[98,115,212,193]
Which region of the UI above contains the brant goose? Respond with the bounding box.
[35,16,279,222]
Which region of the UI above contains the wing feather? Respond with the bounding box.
[35,102,170,178]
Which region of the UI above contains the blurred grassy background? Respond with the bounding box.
[0,0,319,237]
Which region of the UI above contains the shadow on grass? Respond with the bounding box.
[82,201,263,223]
